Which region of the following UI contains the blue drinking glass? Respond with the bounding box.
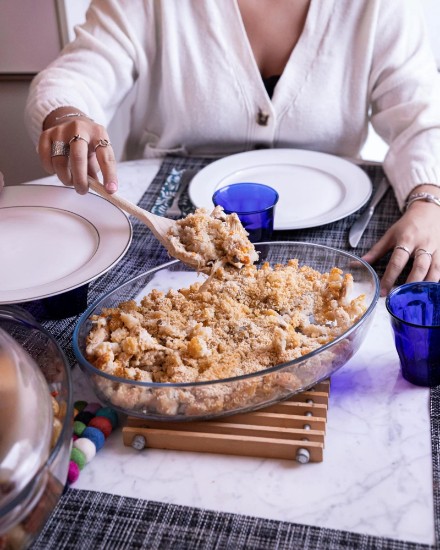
[386,282,440,387]
[212,183,279,242]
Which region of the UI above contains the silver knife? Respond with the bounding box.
[348,177,390,248]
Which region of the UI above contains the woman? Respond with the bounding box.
[25,0,440,295]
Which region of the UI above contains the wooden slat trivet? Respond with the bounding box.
[122,380,330,463]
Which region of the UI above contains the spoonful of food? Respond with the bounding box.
[88,177,258,272]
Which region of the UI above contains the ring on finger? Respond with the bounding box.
[394,244,411,256]
[414,248,433,260]
[51,141,70,157]
[69,134,89,146]
[94,139,112,152]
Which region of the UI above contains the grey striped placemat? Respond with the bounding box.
[28,156,438,549]
[31,488,429,550]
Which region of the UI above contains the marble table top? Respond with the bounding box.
[25,159,434,546]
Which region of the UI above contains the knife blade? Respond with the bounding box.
[348,177,390,248]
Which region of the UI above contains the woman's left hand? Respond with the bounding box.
[362,199,440,296]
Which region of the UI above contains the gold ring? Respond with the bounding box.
[414,248,433,259]
[50,141,70,157]
[94,139,112,152]
[69,134,89,145]
[394,245,411,256]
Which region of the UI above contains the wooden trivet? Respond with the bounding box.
[123,379,330,463]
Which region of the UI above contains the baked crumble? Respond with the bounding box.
[167,206,259,271]
[85,260,366,416]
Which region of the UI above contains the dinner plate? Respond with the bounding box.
[188,149,372,230]
[0,185,132,304]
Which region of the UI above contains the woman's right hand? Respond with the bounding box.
[38,106,118,195]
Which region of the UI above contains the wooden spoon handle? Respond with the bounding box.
[88,177,154,228]
[87,177,176,250]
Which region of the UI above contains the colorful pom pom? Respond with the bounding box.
[67,461,80,484]
[74,400,88,413]
[73,421,86,436]
[95,407,118,429]
[70,447,86,470]
[66,400,117,487]
[73,437,96,463]
[88,416,112,438]
[83,402,102,415]
[82,426,105,451]
[74,411,94,425]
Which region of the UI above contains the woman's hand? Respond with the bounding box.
[363,196,440,296]
[38,106,118,195]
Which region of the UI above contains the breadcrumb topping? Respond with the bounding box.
[86,260,366,389]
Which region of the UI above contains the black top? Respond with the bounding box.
[262,74,281,98]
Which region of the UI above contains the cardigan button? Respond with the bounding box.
[256,110,270,126]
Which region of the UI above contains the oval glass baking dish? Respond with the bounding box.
[73,242,379,421]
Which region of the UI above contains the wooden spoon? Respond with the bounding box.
[87,177,200,269]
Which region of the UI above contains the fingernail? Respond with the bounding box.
[105,182,117,192]
[380,287,388,297]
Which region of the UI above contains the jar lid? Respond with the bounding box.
[0,328,53,512]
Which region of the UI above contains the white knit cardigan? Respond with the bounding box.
[25,0,440,209]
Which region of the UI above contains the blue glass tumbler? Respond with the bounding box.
[386,282,440,387]
[212,183,279,243]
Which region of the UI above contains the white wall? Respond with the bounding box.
[0,0,61,73]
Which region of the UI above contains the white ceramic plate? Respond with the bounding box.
[189,149,372,230]
[0,185,132,304]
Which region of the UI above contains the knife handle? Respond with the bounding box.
[369,177,390,210]
[165,169,196,217]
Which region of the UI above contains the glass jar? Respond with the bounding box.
[0,306,73,549]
